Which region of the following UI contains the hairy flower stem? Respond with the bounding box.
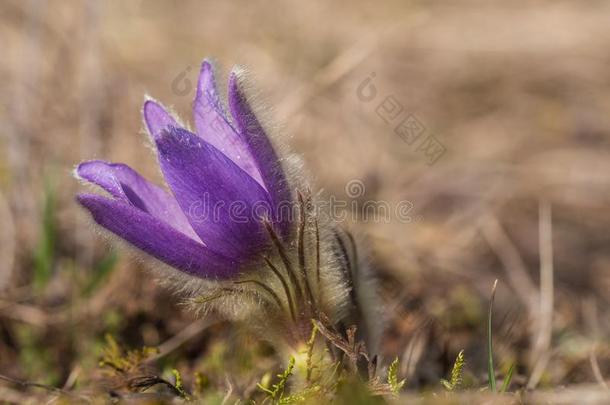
[263,255,297,322]
[258,193,332,347]
[314,219,321,305]
[297,190,317,315]
[332,228,373,351]
[333,229,358,309]
[263,220,307,314]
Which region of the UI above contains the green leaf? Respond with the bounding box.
[500,363,515,393]
[487,280,498,393]
[33,178,57,291]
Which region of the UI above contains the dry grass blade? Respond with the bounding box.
[480,214,537,315]
[528,200,554,389]
[589,345,609,390]
[147,317,218,363]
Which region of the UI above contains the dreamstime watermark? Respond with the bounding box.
[185,179,417,225]
[356,72,447,165]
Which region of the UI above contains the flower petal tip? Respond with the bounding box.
[229,66,250,88]
[200,59,213,73]
[75,159,107,178]
[195,59,216,98]
[74,160,120,189]
[143,99,180,140]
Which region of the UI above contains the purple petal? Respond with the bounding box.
[143,99,180,140]
[155,127,271,260]
[193,61,264,186]
[76,160,200,241]
[228,72,292,237]
[77,193,239,278]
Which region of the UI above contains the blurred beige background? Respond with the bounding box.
[1,0,610,388]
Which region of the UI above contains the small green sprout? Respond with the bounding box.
[258,356,295,403]
[441,350,465,391]
[387,357,406,394]
[305,321,319,383]
[98,334,158,373]
[172,369,190,400]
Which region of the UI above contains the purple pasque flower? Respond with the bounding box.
[75,59,384,356]
[76,60,292,279]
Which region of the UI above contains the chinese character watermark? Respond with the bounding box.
[356,72,447,165]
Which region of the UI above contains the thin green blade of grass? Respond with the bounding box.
[500,363,515,393]
[33,179,57,291]
[487,279,498,392]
